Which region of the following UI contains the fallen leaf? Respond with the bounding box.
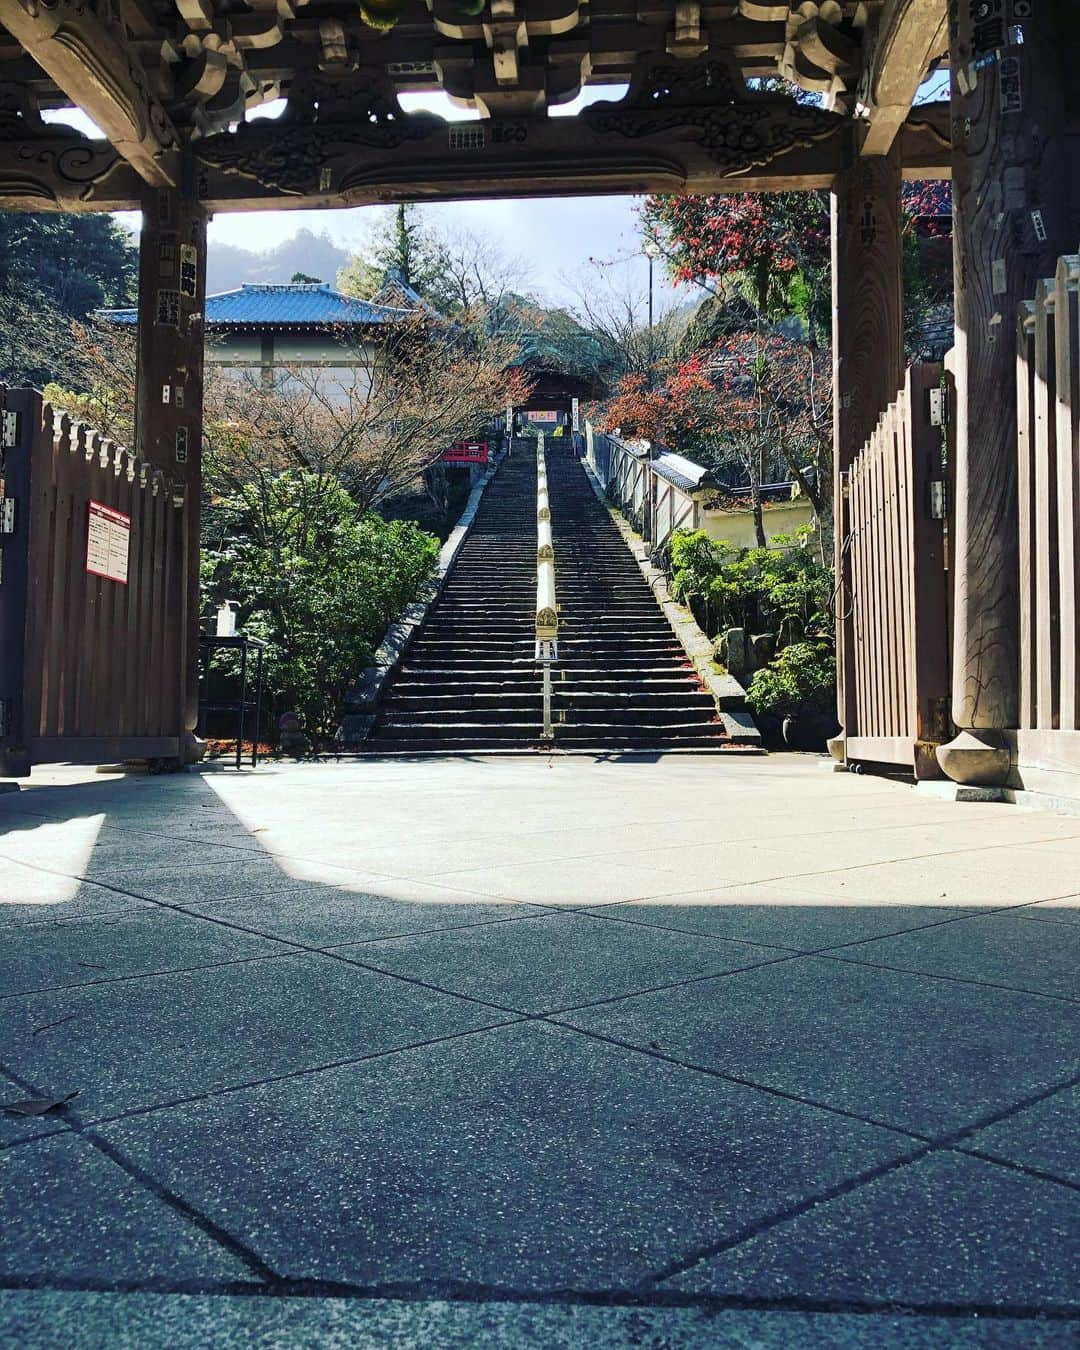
[3,1091,80,1117]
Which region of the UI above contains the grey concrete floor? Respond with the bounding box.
[0,753,1077,1347]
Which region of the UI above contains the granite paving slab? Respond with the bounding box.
[662,1151,1080,1311]
[961,1082,1080,1186]
[829,913,1080,1001]
[1015,896,1080,926]
[793,848,1080,908]
[0,867,150,927]
[0,1134,251,1283]
[0,907,291,996]
[0,1291,1069,1349]
[99,1020,915,1292]
[188,887,541,948]
[349,910,786,1014]
[0,1071,69,1149]
[435,856,684,906]
[556,957,1080,1136]
[0,952,508,1120]
[89,859,324,903]
[582,895,974,953]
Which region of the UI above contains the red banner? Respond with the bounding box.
[442,441,490,465]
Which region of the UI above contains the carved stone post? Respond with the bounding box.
[134,165,208,762]
[829,144,905,760]
[938,0,1080,786]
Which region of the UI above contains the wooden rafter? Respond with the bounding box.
[859,0,947,157]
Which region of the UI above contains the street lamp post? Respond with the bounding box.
[643,239,660,331]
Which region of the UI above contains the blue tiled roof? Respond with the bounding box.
[99,283,411,328]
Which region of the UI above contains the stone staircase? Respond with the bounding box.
[363,440,732,753]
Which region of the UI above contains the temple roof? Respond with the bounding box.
[101,283,410,330]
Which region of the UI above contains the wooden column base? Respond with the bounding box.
[936,729,1011,787]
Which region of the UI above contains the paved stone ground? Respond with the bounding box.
[0,754,1077,1347]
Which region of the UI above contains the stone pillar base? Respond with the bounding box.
[182,731,207,766]
[826,734,846,763]
[936,729,1011,787]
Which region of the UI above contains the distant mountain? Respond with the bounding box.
[206,228,352,295]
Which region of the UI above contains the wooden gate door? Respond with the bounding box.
[0,389,188,777]
[838,364,952,778]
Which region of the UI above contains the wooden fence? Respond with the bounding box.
[0,389,188,776]
[839,363,951,778]
[1017,253,1080,733]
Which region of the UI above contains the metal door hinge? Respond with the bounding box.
[929,386,949,428]
[929,480,948,520]
[0,410,17,449]
[0,499,16,535]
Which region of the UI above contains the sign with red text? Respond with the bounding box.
[86,500,131,584]
[528,410,558,424]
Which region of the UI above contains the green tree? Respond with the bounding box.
[0,212,136,385]
[202,471,439,740]
[337,204,457,313]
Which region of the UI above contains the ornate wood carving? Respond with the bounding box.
[192,59,846,206]
[0,86,126,207]
[0,0,179,185]
[582,57,843,176]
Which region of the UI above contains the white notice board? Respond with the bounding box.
[86,500,131,584]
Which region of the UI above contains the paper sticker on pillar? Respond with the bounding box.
[992,258,1008,294]
[86,500,130,585]
[999,54,1023,113]
[970,0,1005,54]
[176,427,189,464]
[155,289,181,327]
[179,245,199,299]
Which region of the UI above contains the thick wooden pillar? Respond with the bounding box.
[135,166,208,761]
[829,144,905,757]
[938,0,1080,785]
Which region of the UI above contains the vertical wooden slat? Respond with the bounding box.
[22,398,55,741]
[908,365,950,777]
[881,403,902,735]
[1033,281,1060,730]
[1016,305,1038,730]
[896,373,918,743]
[1054,255,1080,729]
[869,423,887,735]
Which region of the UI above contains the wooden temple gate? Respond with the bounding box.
[0,390,188,776]
[0,0,1078,799]
[837,364,950,778]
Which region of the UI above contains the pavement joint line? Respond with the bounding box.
[645,1142,938,1288]
[0,878,534,1018]
[545,1023,1080,1166]
[50,1018,533,1131]
[542,1019,938,1143]
[0,947,304,1002]
[644,1063,1080,1288]
[0,1275,1078,1320]
[811,948,1080,1005]
[947,1143,1080,1194]
[532,952,811,1019]
[0,1059,278,1284]
[558,897,1038,959]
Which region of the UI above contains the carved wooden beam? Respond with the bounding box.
[0,80,950,213]
[0,85,136,207]
[0,0,180,185]
[859,0,947,156]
